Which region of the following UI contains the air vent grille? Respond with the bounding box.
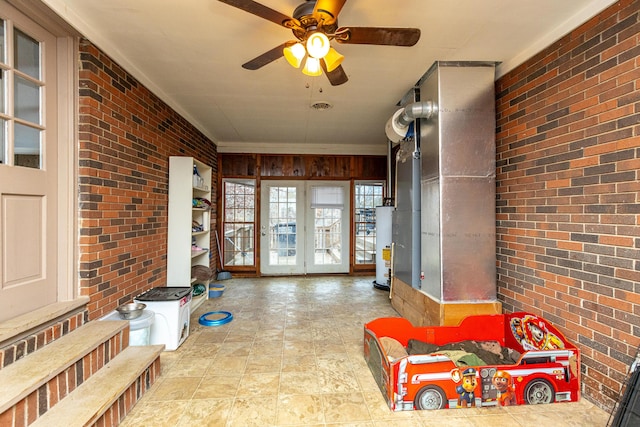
[310,101,333,110]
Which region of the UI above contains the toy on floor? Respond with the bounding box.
[364,312,580,411]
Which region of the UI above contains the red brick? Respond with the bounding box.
[599,235,634,247]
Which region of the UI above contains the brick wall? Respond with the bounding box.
[78,39,218,320]
[495,0,640,411]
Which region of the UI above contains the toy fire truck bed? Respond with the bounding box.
[363,312,580,411]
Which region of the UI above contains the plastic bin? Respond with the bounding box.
[209,283,225,298]
[100,309,155,346]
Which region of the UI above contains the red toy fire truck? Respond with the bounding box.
[364,312,580,411]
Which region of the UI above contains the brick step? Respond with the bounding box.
[31,345,163,427]
[0,320,129,424]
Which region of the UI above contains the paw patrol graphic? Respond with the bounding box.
[492,370,517,406]
[510,317,525,344]
[513,315,564,351]
[456,368,478,408]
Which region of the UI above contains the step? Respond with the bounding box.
[31,345,164,427]
[0,298,89,346]
[0,320,128,415]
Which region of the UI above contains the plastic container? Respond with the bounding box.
[100,309,155,346]
[209,284,225,298]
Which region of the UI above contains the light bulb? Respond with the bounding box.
[306,32,330,59]
[302,57,322,76]
[283,42,306,68]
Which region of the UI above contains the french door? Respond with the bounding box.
[259,181,350,275]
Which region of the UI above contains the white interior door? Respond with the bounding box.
[260,181,350,275]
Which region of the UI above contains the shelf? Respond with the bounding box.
[168,156,212,314]
[191,292,207,311]
[191,249,208,258]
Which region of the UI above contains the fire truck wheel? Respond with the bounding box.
[414,385,447,410]
[523,378,555,404]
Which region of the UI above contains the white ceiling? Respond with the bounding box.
[40,0,616,155]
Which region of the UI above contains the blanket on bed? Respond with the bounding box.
[407,339,521,366]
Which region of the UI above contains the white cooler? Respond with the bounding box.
[100,309,154,346]
[134,286,191,351]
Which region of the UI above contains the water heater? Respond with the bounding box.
[375,206,393,288]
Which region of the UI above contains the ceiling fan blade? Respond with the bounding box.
[241,42,288,70]
[314,0,347,24]
[335,27,421,46]
[218,0,299,29]
[321,62,348,86]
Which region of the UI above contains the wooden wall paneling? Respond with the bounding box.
[221,153,258,177]
[306,156,351,178]
[223,154,387,180]
[359,156,388,179]
[261,155,300,178]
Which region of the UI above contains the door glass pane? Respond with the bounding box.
[0,20,5,64]
[268,186,297,265]
[14,28,40,79]
[15,75,41,124]
[313,208,342,265]
[0,118,5,164]
[14,123,40,168]
[0,69,4,113]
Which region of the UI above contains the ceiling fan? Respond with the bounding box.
[218,0,421,86]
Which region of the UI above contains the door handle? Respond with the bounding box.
[261,232,266,236]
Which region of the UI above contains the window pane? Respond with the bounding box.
[0,20,4,64]
[314,208,341,265]
[0,118,5,164]
[14,123,41,168]
[0,69,4,113]
[269,187,297,263]
[15,75,40,124]
[14,28,40,79]
[223,223,254,266]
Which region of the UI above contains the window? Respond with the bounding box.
[223,179,256,266]
[354,181,385,265]
[0,20,44,168]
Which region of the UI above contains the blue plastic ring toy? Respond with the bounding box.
[199,311,233,326]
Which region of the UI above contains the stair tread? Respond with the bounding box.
[0,298,89,345]
[31,345,163,427]
[0,320,128,413]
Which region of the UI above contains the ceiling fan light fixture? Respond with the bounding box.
[302,56,322,76]
[283,42,306,68]
[306,31,330,59]
[323,47,344,72]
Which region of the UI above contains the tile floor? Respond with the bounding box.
[120,276,611,427]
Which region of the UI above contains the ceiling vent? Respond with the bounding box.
[310,101,333,110]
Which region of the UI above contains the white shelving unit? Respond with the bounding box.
[167,156,211,311]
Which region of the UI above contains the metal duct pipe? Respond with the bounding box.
[385,101,435,143]
[386,138,393,199]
